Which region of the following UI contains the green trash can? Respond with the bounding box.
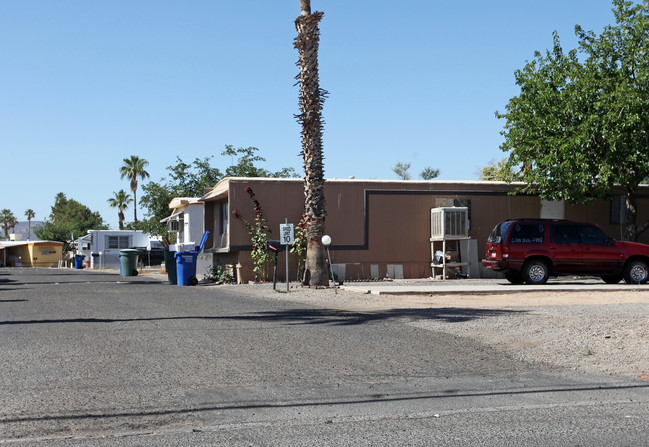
[164,250,177,285]
[119,249,139,277]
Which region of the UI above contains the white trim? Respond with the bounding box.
[160,211,183,223]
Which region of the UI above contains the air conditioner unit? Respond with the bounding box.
[168,220,181,233]
[431,207,468,240]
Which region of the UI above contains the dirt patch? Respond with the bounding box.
[348,289,649,310]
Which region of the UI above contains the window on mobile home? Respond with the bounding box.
[219,202,229,235]
[106,236,130,249]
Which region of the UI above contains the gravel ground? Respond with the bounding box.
[410,297,649,379]
[142,271,649,380]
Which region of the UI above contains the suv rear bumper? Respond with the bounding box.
[482,258,509,271]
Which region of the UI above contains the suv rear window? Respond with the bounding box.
[487,222,511,244]
[508,223,545,244]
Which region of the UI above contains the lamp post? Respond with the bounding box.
[321,235,336,294]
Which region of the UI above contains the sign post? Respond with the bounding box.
[280,219,295,291]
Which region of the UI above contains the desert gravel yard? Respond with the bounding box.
[211,282,649,380]
[407,292,649,379]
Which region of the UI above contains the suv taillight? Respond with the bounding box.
[502,246,509,258]
[488,243,503,259]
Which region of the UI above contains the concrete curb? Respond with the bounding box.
[340,282,649,296]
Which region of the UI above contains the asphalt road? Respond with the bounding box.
[1,268,648,446]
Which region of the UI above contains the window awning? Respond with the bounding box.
[160,211,183,223]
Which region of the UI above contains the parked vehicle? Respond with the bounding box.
[482,219,649,285]
[130,247,165,267]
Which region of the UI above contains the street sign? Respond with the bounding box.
[280,223,295,245]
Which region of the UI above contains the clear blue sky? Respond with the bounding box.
[1,0,616,229]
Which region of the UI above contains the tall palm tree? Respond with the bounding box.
[119,155,150,223]
[107,190,133,230]
[25,209,35,239]
[295,0,329,286]
[8,216,18,236]
[0,209,14,239]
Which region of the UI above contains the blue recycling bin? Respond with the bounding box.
[175,231,209,286]
[175,252,199,286]
[74,254,85,269]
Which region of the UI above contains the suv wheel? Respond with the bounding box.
[522,259,549,285]
[623,260,648,284]
[601,274,623,284]
[505,272,524,284]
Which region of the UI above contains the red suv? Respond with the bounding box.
[482,219,649,285]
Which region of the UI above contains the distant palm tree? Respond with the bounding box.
[0,209,14,239]
[25,209,35,239]
[8,216,18,235]
[119,155,150,223]
[107,190,133,230]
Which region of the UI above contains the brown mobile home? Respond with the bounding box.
[201,177,649,283]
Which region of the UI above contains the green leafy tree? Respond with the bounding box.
[1,209,16,239]
[479,158,519,181]
[166,156,224,197]
[392,162,411,180]
[272,167,301,178]
[393,163,440,180]
[107,190,133,230]
[420,167,440,180]
[51,193,66,221]
[222,145,268,177]
[222,146,299,178]
[36,193,107,250]
[24,209,35,239]
[119,155,150,223]
[497,0,649,240]
[139,181,175,246]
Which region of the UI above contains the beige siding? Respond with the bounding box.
[1,242,63,267]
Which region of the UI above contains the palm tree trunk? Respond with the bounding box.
[295,6,329,286]
[133,189,138,223]
[131,176,138,223]
[299,0,311,15]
